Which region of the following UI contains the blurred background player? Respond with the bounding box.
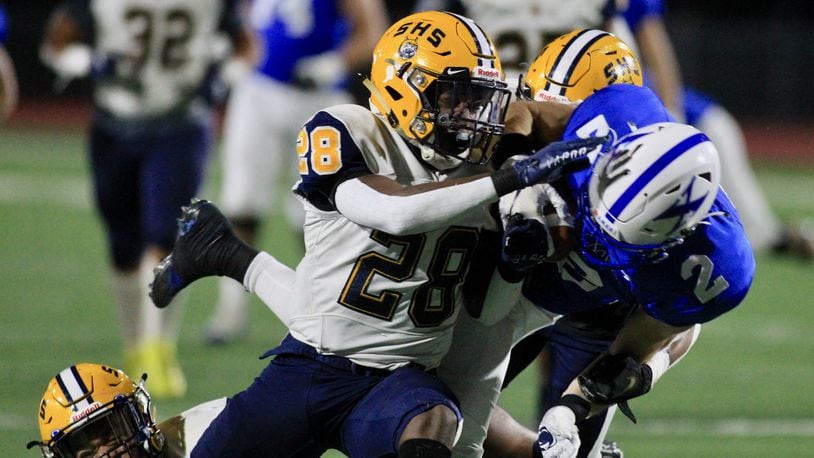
[619,0,813,259]
[28,362,227,457]
[0,1,18,121]
[205,0,388,344]
[39,0,258,398]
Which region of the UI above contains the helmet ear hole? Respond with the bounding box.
[385,86,403,101]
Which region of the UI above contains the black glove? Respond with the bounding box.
[578,352,653,423]
[502,214,549,271]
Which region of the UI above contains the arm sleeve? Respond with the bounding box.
[334,176,498,235]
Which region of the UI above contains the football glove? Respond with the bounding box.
[578,352,653,423]
[502,213,550,271]
[537,405,581,458]
[512,136,608,187]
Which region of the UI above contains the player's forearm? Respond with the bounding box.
[335,174,499,234]
[340,0,387,70]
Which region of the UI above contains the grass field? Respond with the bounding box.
[1,124,813,457]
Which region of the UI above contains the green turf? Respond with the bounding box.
[2,126,812,456]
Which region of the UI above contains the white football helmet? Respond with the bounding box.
[579,122,721,267]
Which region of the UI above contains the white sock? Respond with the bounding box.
[207,276,249,332]
[139,253,184,343]
[243,251,295,325]
[110,269,142,350]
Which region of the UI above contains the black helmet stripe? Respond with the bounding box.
[445,12,495,69]
[547,29,610,95]
[56,365,94,410]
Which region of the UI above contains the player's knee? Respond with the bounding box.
[399,405,458,449]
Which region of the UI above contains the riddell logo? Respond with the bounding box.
[70,402,102,423]
[475,67,500,79]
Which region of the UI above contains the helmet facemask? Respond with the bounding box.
[30,364,164,458]
[49,395,153,458]
[411,69,511,166]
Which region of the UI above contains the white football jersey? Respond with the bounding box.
[86,0,233,118]
[290,104,497,371]
[160,397,227,457]
[461,0,616,85]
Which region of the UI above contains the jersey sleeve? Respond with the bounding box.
[295,110,372,211]
[633,192,755,326]
[623,0,665,32]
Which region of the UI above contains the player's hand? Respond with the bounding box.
[502,214,550,271]
[537,405,581,458]
[579,352,653,405]
[511,136,608,186]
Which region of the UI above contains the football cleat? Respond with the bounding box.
[150,199,255,308]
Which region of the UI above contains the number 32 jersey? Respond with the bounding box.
[291,104,494,371]
[63,0,243,118]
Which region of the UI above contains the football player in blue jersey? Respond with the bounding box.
[486,29,755,458]
[149,11,599,457]
[39,0,258,399]
[207,0,389,345]
[0,1,17,121]
[621,0,813,259]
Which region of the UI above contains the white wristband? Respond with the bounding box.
[645,349,670,386]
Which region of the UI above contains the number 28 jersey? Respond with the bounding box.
[291,104,494,371]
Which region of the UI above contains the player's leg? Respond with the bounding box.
[138,118,211,397]
[341,366,462,458]
[89,123,148,389]
[191,355,328,457]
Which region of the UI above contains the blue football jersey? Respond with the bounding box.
[251,0,348,84]
[522,84,755,326]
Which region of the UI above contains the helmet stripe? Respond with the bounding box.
[607,132,710,218]
[56,366,94,411]
[548,29,610,95]
[445,12,494,69]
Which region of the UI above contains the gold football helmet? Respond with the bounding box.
[28,363,164,458]
[366,10,511,166]
[518,29,643,103]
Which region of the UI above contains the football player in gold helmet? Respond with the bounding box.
[28,363,164,458]
[518,28,643,104]
[29,363,227,458]
[147,9,602,457]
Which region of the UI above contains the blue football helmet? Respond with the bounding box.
[578,122,721,267]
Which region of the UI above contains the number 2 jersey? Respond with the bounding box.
[523,84,755,327]
[291,104,496,371]
[61,0,244,120]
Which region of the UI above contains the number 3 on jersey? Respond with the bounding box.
[298,126,343,175]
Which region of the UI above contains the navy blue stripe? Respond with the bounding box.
[561,33,608,87]
[607,132,709,217]
[446,12,484,55]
